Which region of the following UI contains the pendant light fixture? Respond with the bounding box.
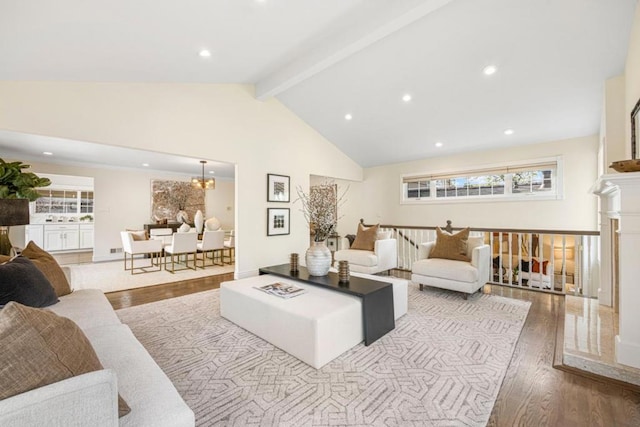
[192,160,215,190]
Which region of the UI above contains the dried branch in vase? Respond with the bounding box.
[296,181,348,242]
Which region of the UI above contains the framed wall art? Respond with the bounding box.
[267,173,290,202]
[632,97,640,160]
[267,208,290,236]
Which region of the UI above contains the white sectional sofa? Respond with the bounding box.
[0,288,195,427]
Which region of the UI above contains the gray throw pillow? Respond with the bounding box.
[0,256,59,308]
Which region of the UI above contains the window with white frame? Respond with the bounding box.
[402,157,561,203]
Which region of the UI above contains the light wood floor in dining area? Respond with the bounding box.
[106,272,640,427]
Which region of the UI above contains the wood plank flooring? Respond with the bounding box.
[106,272,233,309]
[106,271,640,426]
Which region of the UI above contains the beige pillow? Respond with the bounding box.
[126,229,148,241]
[429,227,471,262]
[466,236,484,256]
[0,302,131,417]
[20,241,72,297]
[351,223,379,251]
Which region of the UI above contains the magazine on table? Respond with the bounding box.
[255,282,307,299]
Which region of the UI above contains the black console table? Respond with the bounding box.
[259,264,395,346]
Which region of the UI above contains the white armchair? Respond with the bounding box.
[120,231,163,274]
[411,237,491,299]
[334,237,398,275]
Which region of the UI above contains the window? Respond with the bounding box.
[402,157,561,203]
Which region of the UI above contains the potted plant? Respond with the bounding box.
[0,158,51,255]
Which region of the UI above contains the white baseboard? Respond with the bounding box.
[93,254,125,263]
[236,269,259,280]
[616,335,640,369]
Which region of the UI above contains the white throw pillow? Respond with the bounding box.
[376,230,392,240]
[466,236,484,256]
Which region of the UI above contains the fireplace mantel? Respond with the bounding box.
[592,171,640,369]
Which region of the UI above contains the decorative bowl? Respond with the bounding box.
[610,159,640,173]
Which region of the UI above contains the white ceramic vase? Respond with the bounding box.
[305,240,331,276]
[194,210,204,234]
[176,210,189,224]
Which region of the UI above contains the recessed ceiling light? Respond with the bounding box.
[42,151,53,156]
[435,142,443,148]
[142,163,150,167]
[199,49,212,58]
[504,129,514,135]
[345,114,353,121]
[483,65,498,76]
[402,94,412,102]
[209,171,215,174]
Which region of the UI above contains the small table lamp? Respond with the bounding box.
[0,199,30,256]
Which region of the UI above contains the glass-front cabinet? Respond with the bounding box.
[35,190,94,215]
[30,188,95,252]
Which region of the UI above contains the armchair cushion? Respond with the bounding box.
[429,227,471,262]
[351,223,379,251]
[532,259,549,275]
[334,250,378,267]
[412,258,479,283]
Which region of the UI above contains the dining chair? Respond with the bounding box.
[120,231,163,274]
[149,228,173,246]
[197,230,225,268]
[164,231,198,273]
[223,231,235,265]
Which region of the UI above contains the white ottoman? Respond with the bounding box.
[329,269,408,319]
[220,274,363,369]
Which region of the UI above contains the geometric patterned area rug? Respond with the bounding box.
[116,285,530,426]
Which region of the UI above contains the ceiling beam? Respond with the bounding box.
[255,0,456,101]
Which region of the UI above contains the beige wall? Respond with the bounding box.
[350,135,599,231]
[0,83,363,277]
[602,76,627,172]
[205,179,235,231]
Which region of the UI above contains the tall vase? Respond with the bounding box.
[305,240,331,276]
[194,210,204,234]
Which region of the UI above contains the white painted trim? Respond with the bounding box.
[256,0,455,100]
[616,335,640,369]
[400,155,563,204]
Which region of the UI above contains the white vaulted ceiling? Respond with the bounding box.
[0,0,636,167]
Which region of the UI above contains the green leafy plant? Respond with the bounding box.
[0,158,51,201]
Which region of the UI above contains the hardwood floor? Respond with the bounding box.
[106,271,640,426]
[106,272,233,309]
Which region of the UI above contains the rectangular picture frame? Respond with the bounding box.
[267,208,290,236]
[267,173,290,202]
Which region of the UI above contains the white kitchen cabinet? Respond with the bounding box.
[79,224,94,249]
[25,225,44,248]
[44,224,80,251]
